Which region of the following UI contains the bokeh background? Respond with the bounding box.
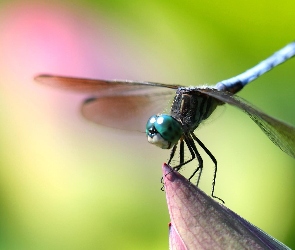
[1,0,295,249]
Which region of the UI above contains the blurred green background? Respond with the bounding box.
[1,0,295,249]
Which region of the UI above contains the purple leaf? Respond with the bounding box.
[162,163,290,250]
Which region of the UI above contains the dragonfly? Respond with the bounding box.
[35,42,295,203]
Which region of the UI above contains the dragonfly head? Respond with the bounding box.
[146,114,183,149]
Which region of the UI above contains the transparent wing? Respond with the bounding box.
[197,88,295,159]
[82,93,174,132]
[35,74,178,132]
[35,74,179,96]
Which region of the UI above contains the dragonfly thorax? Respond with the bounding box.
[146,114,183,149]
[170,88,219,132]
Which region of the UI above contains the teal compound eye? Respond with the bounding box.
[146,114,183,149]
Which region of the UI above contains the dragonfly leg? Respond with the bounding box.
[168,143,178,165]
[167,137,189,169]
[162,139,192,190]
[173,135,196,172]
[185,136,203,187]
[161,143,179,190]
[191,133,224,204]
[179,138,185,165]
